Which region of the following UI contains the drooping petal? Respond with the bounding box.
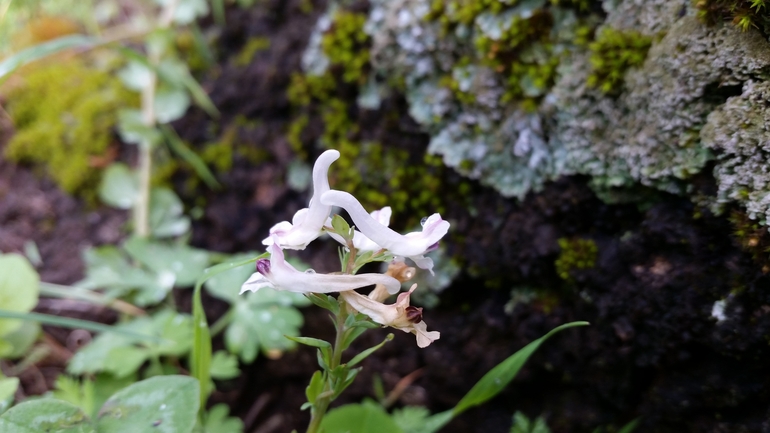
[412,321,440,348]
[341,284,439,348]
[321,190,449,259]
[339,289,400,325]
[241,242,401,295]
[262,150,340,249]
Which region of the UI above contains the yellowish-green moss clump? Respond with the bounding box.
[587,28,653,95]
[321,11,370,84]
[555,237,598,280]
[3,59,136,197]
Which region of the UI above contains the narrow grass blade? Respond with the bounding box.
[190,254,266,415]
[160,125,220,190]
[453,321,589,415]
[0,34,97,79]
[0,309,161,342]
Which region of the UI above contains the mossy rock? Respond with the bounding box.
[3,58,136,198]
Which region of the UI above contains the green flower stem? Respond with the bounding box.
[306,301,349,433]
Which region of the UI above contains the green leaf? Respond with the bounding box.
[618,418,640,433]
[149,188,193,238]
[304,293,339,314]
[0,321,40,359]
[66,311,188,376]
[117,61,153,91]
[305,371,324,405]
[203,254,258,303]
[116,109,162,147]
[320,401,404,433]
[154,89,191,124]
[161,125,220,190]
[0,399,94,433]
[331,215,353,242]
[201,404,243,433]
[96,375,199,433]
[77,246,169,306]
[123,236,209,287]
[226,294,304,362]
[391,406,431,433]
[453,322,589,415]
[510,411,551,433]
[99,163,139,209]
[210,351,240,380]
[0,254,39,336]
[0,377,19,415]
[284,336,331,350]
[0,35,97,79]
[53,374,134,419]
[156,58,218,117]
[161,0,209,25]
[53,376,96,418]
[190,254,266,409]
[348,334,393,367]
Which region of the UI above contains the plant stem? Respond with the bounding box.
[306,302,348,433]
[133,0,179,237]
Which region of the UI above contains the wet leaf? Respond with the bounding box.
[0,399,94,433]
[99,163,139,209]
[95,375,199,433]
[321,401,403,433]
[0,254,39,337]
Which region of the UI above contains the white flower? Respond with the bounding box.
[241,241,401,295]
[340,284,440,348]
[328,206,393,252]
[320,190,449,274]
[262,150,340,250]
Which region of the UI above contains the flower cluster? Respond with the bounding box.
[241,150,447,347]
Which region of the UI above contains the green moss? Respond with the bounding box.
[321,11,370,84]
[234,37,271,67]
[555,238,598,280]
[3,59,136,198]
[697,0,770,33]
[427,0,505,32]
[431,2,597,109]
[287,72,335,107]
[586,28,653,95]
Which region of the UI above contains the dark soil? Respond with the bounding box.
[2,1,770,432]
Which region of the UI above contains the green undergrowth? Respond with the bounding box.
[587,28,653,95]
[697,0,770,33]
[3,58,136,199]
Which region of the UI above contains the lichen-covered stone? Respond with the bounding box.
[298,0,770,220]
[702,80,770,221]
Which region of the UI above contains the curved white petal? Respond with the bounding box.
[263,150,340,249]
[246,243,401,295]
[412,321,440,348]
[321,190,449,257]
[340,290,399,324]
